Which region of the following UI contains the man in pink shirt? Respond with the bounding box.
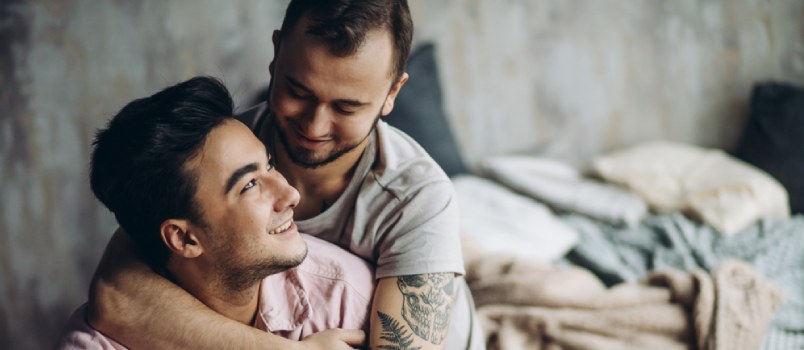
[57,76,374,349]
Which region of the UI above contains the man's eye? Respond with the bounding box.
[334,104,357,115]
[288,87,307,99]
[241,179,257,194]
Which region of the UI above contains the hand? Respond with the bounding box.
[300,329,366,350]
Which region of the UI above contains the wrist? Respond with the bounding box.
[283,339,305,350]
[247,327,305,350]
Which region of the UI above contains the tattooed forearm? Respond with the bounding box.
[377,311,421,350]
[397,273,455,345]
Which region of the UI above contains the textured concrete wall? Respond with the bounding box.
[410,0,804,166]
[1,1,287,348]
[2,1,803,349]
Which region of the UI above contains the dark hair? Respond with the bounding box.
[90,76,234,271]
[280,0,413,81]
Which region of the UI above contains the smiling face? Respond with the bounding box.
[268,15,408,168]
[184,119,306,290]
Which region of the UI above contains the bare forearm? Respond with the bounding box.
[87,229,296,350]
[370,274,455,350]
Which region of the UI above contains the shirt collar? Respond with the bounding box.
[252,269,312,332]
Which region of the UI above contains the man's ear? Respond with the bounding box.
[160,219,203,259]
[381,72,409,116]
[269,30,282,75]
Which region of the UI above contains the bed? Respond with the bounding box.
[452,166,802,350]
[386,43,804,350]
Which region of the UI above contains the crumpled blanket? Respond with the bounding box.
[562,213,804,349]
[464,243,783,350]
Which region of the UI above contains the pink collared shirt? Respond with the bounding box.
[56,234,375,349]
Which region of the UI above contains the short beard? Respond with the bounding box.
[275,113,381,169]
[203,220,308,292]
[218,251,307,292]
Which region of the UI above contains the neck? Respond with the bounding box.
[273,129,369,219]
[168,261,261,325]
[278,145,363,188]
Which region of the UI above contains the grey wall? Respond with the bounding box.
[411,0,804,166]
[2,1,803,349]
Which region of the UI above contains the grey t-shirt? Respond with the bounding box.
[240,103,482,349]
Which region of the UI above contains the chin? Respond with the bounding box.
[269,232,307,268]
[286,236,309,267]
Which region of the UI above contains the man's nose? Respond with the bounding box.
[271,176,300,212]
[301,104,331,138]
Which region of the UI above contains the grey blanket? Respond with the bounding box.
[560,213,804,349]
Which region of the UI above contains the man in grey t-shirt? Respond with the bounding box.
[242,102,482,349]
[88,1,483,350]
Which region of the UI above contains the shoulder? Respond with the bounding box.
[56,304,126,350]
[371,121,454,200]
[296,234,375,301]
[256,235,374,334]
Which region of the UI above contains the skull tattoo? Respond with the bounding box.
[397,273,455,344]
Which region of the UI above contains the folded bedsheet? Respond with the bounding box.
[452,175,579,262]
[480,155,648,227]
[560,213,804,350]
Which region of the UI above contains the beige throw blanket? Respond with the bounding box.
[464,242,783,350]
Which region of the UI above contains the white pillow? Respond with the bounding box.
[594,141,790,235]
[451,175,579,262]
[481,156,648,226]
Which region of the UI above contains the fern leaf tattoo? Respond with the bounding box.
[377,311,421,350]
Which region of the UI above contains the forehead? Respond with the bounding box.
[186,120,266,193]
[279,16,396,97]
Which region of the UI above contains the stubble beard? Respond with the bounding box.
[274,113,381,169]
[219,251,307,292]
[208,227,308,292]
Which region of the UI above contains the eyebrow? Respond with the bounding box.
[224,162,259,195]
[285,75,369,107]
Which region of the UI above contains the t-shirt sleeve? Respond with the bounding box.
[374,179,465,279]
